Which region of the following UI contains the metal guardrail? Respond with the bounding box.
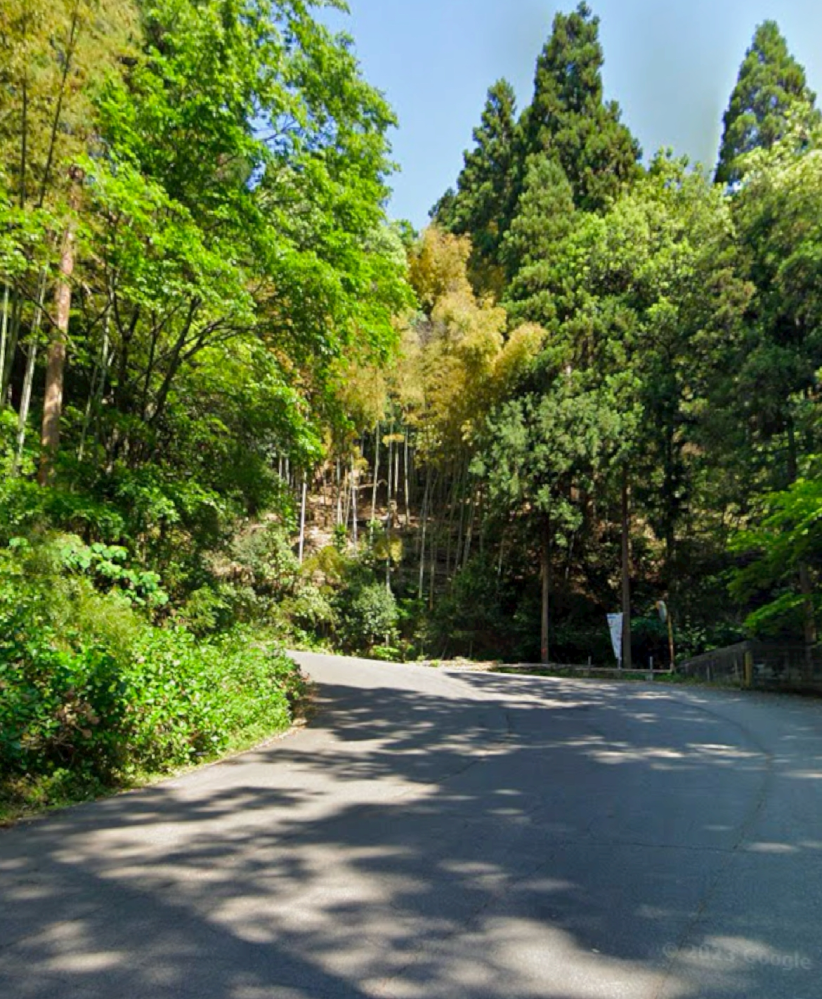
[465,663,674,680]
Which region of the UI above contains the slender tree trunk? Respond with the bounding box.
[351,458,358,547]
[1,293,23,407]
[298,473,307,565]
[79,316,111,462]
[342,459,351,533]
[13,342,38,474]
[478,485,486,556]
[497,529,506,580]
[19,70,29,209]
[541,514,551,665]
[371,422,380,530]
[454,464,468,575]
[0,285,9,405]
[621,469,633,671]
[335,458,342,527]
[39,170,83,486]
[463,487,476,569]
[429,521,437,611]
[13,275,47,473]
[418,467,432,597]
[429,473,442,610]
[449,460,468,575]
[403,431,411,527]
[386,428,393,516]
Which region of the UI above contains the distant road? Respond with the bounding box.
[2,652,820,998]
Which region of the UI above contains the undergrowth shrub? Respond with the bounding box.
[0,534,306,807]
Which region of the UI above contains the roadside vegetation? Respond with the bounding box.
[3,1,822,816]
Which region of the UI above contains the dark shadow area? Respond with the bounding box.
[1,662,820,998]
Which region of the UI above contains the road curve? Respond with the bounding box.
[1,652,821,999]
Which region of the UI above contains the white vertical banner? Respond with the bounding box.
[607,613,623,665]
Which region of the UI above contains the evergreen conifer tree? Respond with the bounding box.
[520,2,640,212]
[716,20,820,185]
[433,79,518,296]
[502,154,576,326]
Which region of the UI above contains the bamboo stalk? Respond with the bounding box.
[13,274,48,473]
[0,285,9,405]
[298,473,307,564]
[351,456,358,547]
[78,314,110,461]
[403,431,411,527]
[371,421,380,531]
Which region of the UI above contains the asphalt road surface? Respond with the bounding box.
[2,653,821,999]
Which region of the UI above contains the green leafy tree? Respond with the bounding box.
[73,0,408,482]
[730,476,822,663]
[716,21,820,185]
[474,357,629,664]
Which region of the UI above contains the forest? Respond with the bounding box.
[2,0,822,812]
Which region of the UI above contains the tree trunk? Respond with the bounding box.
[1,292,23,407]
[621,469,633,671]
[13,342,38,473]
[386,428,393,517]
[39,170,82,486]
[429,522,437,611]
[0,285,9,405]
[541,515,551,665]
[463,487,476,569]
[403,431,411,527]
[298,473,307,565]
[351,457,358,547]
[13,276,47,473]
[335,458,342,527]
[418,467,431,597]
[371,422,380,531]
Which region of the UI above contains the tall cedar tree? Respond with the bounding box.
[502,154,576,327]
[432,80,518,298]
[716,20,820,185]
[519,2,640,213]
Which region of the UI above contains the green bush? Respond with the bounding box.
[339,581,399,652]
[0,535,306,805]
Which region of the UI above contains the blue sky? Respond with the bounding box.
[321,0,822,228]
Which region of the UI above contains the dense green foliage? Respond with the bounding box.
[0,530,306,811]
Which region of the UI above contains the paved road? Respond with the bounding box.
[1,654,821,999]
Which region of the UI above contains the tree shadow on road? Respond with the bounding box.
[0,667,818,998]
